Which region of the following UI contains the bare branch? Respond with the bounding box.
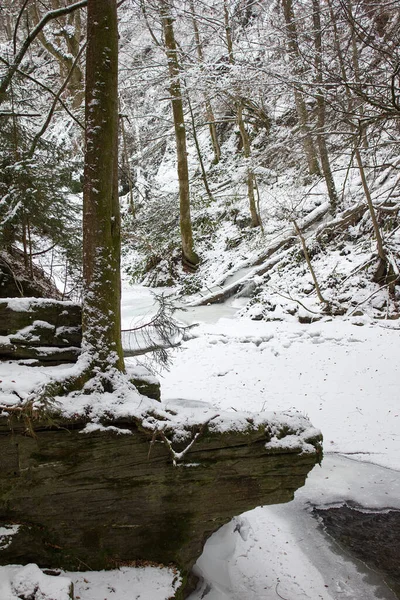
[0,0,87,104]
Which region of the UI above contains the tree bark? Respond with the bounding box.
[160,0,199,270]
[312,0,338,212]
[293,219,326,304]
[189,0,221,164]
[237,103,261,227]
[82,0,124,373]
[223,0,235,66]
[281,0,320,176]
[186,88,214,203]
[222,3,261,227]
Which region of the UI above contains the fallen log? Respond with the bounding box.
[315,203,367,243]
[193,202,371,308]
[194,203,331,306]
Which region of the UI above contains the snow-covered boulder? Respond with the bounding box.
[0,564,73,600]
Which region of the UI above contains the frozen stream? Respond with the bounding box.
[121,283,240,328]
[188,456,400,600]
[121,283,400,600]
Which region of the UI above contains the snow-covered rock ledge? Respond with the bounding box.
[0,405,322,598]
[0,297,82,365]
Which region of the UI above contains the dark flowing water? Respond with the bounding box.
[315,504,400,598]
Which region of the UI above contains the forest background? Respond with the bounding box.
[0,0,399,322]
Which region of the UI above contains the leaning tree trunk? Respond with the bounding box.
[82,0,124,373]
[160,0,199,271]
[186,88,214,203]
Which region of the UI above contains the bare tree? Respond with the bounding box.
[223,0,261,227]
[159,0,199,271]
[311,0,338,212]
[0,0,86,105]
[188,0,221,164]
[280,0,321,176]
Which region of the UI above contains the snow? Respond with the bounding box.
[81,422,133,435]
[0,527,20,551]
[2,298,77,312]
[0,564,180,600]
[189,456,400,600]
[1,287,400,599]
[161,316,400,471]
[158,308,400,600]
[67,566,181,599]
[0,564,72,600]
[2,0,400,595]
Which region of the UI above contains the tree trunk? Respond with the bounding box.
[223,0,235,66]
[293,219,326,304]
[189,0,221,164]
[222,4,261,226]
[347,0,368,148]
[186,88,214,203]
[327,0,389,282]
[82,0,124,373]
[237,102,261,227]
[281,0,320,176]
[311,0,338,212]
[354,148,387,265]
[160,0,199,270]
[119,108,135,214]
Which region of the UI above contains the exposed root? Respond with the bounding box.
[373,256,399,292]
[1,396,62,438]
[0,357,130,432]
[182,251,200,273]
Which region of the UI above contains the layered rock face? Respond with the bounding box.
[0,298,82,364]
[0,414,322,597]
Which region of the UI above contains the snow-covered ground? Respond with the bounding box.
[0,563,181,600]
[161,315,400,471]
[120,282,400,599]
[1,283,400,599]
[157,297,400,600]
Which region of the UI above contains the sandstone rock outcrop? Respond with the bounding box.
[0,412,322,598]
[0,298,82,364]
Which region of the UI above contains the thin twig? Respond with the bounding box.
[273,289,321,315]
[275,581,289,600]
[158,415,219,466]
